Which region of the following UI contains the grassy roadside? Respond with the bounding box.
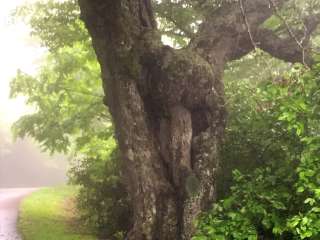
[18,186,96,240]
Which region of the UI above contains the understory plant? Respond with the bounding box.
[194,62,320,240]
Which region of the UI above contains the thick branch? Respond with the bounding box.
[257,28,311,65]
[189,0,289,64]
[255,12,320,65]
[303,13,320,37]
[190,0,320,66]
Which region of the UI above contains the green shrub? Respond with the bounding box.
[194,62,320,239]
[69,138,132,239]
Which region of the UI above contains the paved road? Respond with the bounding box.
[0,188,37,240]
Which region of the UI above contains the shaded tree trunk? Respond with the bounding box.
[78,0,318,239]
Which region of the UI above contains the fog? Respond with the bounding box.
[0,128,68,188]
[0,0,68,188]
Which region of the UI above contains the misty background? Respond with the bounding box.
[0,126,68,188]
[0,0,68,188]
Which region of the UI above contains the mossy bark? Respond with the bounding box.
[78,0,316,239]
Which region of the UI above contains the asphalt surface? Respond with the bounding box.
[0,188,37,240]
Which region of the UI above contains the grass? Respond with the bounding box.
[19,186,96,240]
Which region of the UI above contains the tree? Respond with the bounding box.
[77,0,320,239]
[11,0,107,154]
[11,1,132,238]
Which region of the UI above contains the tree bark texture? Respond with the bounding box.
[78,0,319,239]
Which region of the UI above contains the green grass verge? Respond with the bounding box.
[19,186,96,240]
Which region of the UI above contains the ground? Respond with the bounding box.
[18,186,96,240]
[0,188,36,240]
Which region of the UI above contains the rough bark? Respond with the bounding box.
[78,0,320,239]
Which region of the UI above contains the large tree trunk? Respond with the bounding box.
[78,0,317,239]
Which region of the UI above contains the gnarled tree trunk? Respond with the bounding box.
[78,0,318,239]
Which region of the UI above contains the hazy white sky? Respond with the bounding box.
[0,0,45,127]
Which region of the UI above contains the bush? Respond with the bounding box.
[194,62,320,239]
[69,137,132,239]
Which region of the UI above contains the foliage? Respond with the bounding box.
[11,1,130,238]
[69,140,133,239]
[14,0,87,51]
[19,186,96,240]
[217,51,293,197]
[10,43,107,154]
[194,63,320,239]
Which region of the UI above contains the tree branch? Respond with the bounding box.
[267,0,320,65]
[255,11,320,65]
[189,0,289,65]
[256,28,312,65]
[239,0,258,49]
[190,0,319,66]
